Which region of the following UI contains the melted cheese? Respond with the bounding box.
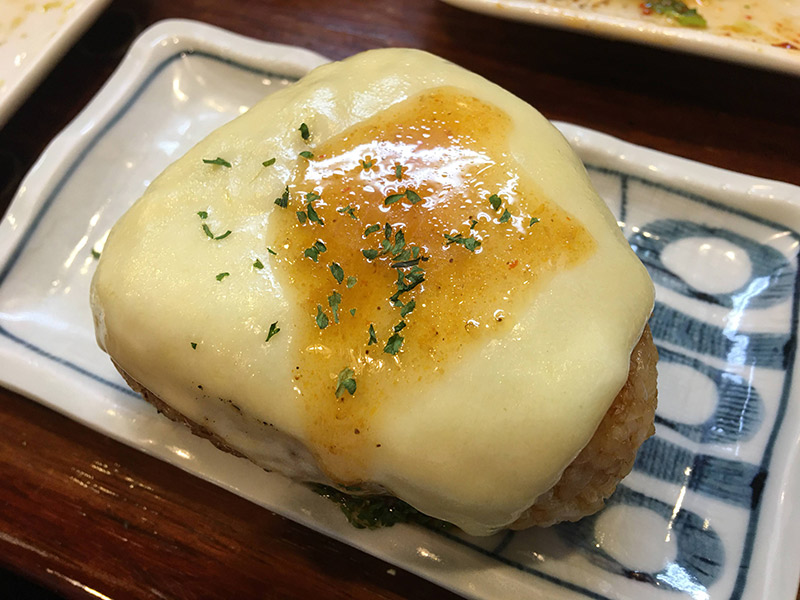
[91,48,654,535]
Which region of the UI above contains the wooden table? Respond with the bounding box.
[1,1,799,598]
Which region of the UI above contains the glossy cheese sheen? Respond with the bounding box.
[91,48,655,535]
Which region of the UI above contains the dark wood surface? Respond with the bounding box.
[1,1,799,598]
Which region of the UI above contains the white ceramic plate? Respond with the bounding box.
[441,0,800,76]
[1,20,800,600]
[0,0,111,128]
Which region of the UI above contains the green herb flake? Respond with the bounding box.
[394,163,404,180]
[253,258,264,269]
[444,232,481,252]
[529,217,540,226]
[266,322,280,342]
[274,186,290,208]
[368,324,378,346]
[361,159,373,170]
[306,202,324,225]
[338,205,358,219]
[191,342,197,349]
[489,194,502,211]
[384,222,392,240]
[216,272,230,281]
[297,210,308,224]
[400,299,416,317]
[267,248,277,255]
[328,291,342,324]
[316,305,329,330]
[393,321,406,333]
[349,308,356,316]
[364,224,381,237]
[405,189,422,205]
[498,209,511,224]
[330,262,345,284]
[314,240,327,253]
[383,333,404,355]
[203,157,231,168]
[304,246,320,262]
[384,192,405,206]
[644,0,707,27]
[91,248,101,259]
[215,230,232,240]
[346,276,357,288]
[362,249,379,260]
[335,367,356,398]
[197,211,208,219]
[470,219,478,230]
[306,191,320,202]
[262,158,276,167]
[299,151,314,159]
[299,122,310,140]
[202,223,214,239]
[390,229,406,256]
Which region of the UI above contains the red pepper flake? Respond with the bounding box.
[772,42,799,50]
[508,259,519,269]
[639,2,652,15]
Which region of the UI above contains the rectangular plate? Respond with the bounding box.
[440,0,800,76]
[0,0,111,128]
[1,19,799,600]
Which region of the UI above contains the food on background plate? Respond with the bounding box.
[90,48,657,536]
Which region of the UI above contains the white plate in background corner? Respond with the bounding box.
[440,0,800,76]
[1,19,800,600]
[0,0,111,128]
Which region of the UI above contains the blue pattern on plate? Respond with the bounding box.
[0,51,797,600]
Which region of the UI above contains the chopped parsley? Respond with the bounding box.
[216,272,230,281]
[328,291,342,323]
[383,333,404,355]
[299,122,310,140]
[384,189,423,206]
[267,248,277,255]
[262,158,276,167]
[498,209,511,224]
[529,217,540,226]
[266,322,280,342]
[393,321,406,333]
[197,211,208,219]
[330,262,344,284]
[297,211,307,224]
[191,342,197,349]
[362,249,379,260]
[470,219,478,230]
[346,276,357,288]
[91,248,101,259]
[316,305,329,329]
[335,367,356,398]
[304,240,327,262]
[306,202,324,225]
[203,157,231,168]
[367,324,378,346]
[364,224,381,237]
[389,266,425,303]
[274,186,289,208]
[444,232,481,252]
[349,308,356,316]
[203,223,232,240]
[338,205,358,219]
[489,194,502,211]
[399,299,416,317]
[299,151,314,159]
[394,163,405,181]
[253,258,264,269]
[361,158,374,170]
[306,191,320,202]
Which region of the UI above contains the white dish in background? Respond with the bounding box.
[441,0,800,76]
[0,0,111,128]
[1,19,800,600]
